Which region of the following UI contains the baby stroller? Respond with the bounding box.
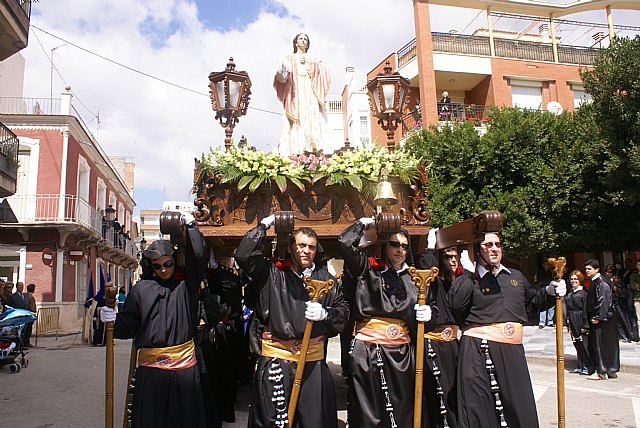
[0,306,37,373]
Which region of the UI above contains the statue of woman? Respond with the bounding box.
[274,33,331,156]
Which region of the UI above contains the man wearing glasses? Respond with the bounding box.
[236,215,349,428]
[338,218,436,428]
[101,222,209,428]
[448,233,564,428]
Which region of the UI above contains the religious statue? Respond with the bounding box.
[274,33,331,156]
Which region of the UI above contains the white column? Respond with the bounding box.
[18,246,27,282]
[58,129,69,219]
[55,248,64,302]
[60,86,73,115]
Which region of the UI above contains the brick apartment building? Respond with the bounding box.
[342,0,639,147]
[0,87,139,329]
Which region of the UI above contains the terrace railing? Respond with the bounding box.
[397,33,599,67]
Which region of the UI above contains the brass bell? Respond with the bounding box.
[374,179,398,206]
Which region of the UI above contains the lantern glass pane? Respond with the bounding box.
[398,86,406,111]
[215,81,226,109]
[382,83,396,112]
[229,80,241,108]
[371,86,381,115]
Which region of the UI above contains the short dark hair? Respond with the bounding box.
[293,33,310,53]
[290,227,318,245]
[26,283,35,293]
[585,258,600,270]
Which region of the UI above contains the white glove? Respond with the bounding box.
[100,306,117,323]
[427,227,438,250]
[260,214,276,229]
[181,213,196,226]
[546,279,567,297]
[305,301,328,322]
[358,217,376,230]
[414,304,432,322]
[459,250,475,273]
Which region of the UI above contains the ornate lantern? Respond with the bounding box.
[209,57,252,152]
[366,61,411,153]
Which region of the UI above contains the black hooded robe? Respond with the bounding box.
[447,266,553,428]
[418,251,459,428]
[338,222,434,428]
[236,225,349,428]
[114,228,207,428]
[565,288,593,372]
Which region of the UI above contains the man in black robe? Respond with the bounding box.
[102,224,208,428]
[584,259,620,380]
[447,232,564,428]
[338,218,436,428]
[417,228,460,428]
[236,215,349,428]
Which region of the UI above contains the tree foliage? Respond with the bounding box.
[405,101,638,256]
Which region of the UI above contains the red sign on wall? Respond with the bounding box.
[42,248,54,266]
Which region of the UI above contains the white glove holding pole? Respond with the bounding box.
[358,217,376,230]
[260,214,276,229]
[427,228,438,250]
[459,250,476,273]
[414,304,432,322]
[305,301,328,322]
[100,305,117,323]
[546,279,567,297]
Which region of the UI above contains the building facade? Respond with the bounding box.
[0,88,138,329]
[342,0,640,145]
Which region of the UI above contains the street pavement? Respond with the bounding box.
[2,325,640,427]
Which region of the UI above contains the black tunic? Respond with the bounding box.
[565,288,592,371]
[418,251,459,428]
[447,266,553,428]
[114,227,207,428]
[338,222,429,428]
[236,225,349,428]
[586,275,620,375]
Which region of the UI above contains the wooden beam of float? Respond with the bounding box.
[434,210,503,251]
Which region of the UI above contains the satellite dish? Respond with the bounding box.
[546,101,563,115]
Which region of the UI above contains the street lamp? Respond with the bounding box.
[105,205,115,223]
[366,61,411,154]
[50,44,66,106]
[208,57,252,153]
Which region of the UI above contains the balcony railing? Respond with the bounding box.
[396,33,599,67]
[401,103,490,137]
[17,0,33,17]
[6,194,102,233]
[0,97,61,115]
[325,96,343,113]
[0,122,19,168]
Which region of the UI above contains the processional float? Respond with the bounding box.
[104,55,525,427]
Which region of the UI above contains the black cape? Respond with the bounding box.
[236,225,349,428]
[447,266,553,428]
[114,227,207,428]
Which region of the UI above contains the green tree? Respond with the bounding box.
[580,36,640,250]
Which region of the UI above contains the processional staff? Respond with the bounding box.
[548,256,567,428]
[409,266,439,428]
[104,282,118,428]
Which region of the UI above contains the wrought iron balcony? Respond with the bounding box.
[401,103,490,138]
[0,0,33,60]
[0,122,19,197]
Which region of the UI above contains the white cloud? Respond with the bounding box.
[19,0,640,206]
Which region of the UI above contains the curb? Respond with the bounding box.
[526,354,640,375]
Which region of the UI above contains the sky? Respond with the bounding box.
[18,0,640,215]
